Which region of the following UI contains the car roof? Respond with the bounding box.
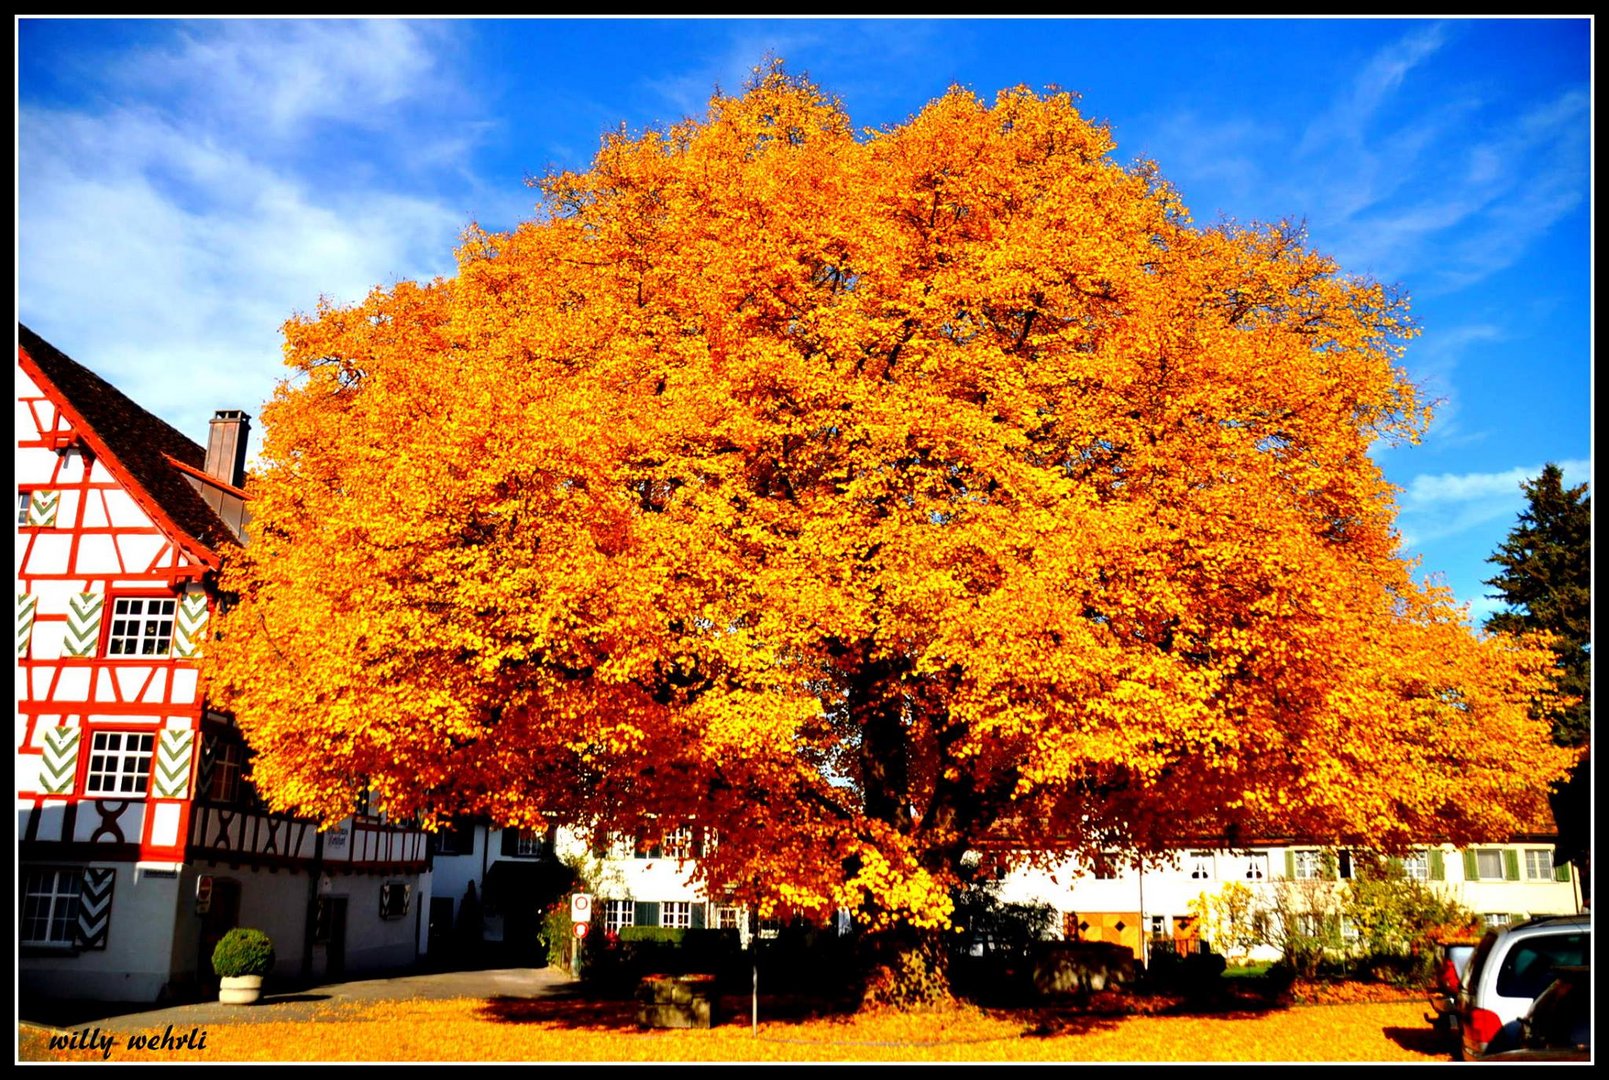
[1505,914,1590,934]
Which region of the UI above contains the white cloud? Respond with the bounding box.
[110,20,448,139]
[1396,458,1591,548]
[17,22,475,459]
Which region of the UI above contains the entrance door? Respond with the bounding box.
[326,897,348,978]
[428,897,455,962]
[199,878,242,989]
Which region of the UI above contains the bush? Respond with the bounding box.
[212,928,275,978]
[1146,944,1226,995]
[582,927,745,993]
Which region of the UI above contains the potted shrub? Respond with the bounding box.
[212,927,275,1004]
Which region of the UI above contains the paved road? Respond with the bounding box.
[20,966,577,1032]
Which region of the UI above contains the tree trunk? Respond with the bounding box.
[858,922,954,1010]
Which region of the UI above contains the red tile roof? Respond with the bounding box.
[18,323,241,560]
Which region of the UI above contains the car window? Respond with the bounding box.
[1526,972,1589,1049]
[1495,933,1589,999]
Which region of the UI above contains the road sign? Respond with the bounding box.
[572,921,590,939]
[570,892,593,923]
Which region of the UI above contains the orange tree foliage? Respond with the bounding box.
[209,68,1570,936]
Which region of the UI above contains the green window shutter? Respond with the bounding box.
[634,901,660,927]
[152,730,195,799]
[1503,850,1521,881]
[63,592,104,658]
[1554,861,1572,883]
[1462,850,1479,880]
[76,867,115,949]
[171,593,210,658]
[17,593,38,658]
[691,904,706,930]
[1284,851,1296,879]
[28,489,61,527]
[40,725,81,795]
[1429,850,1445,881]
[1386,856,1404,875]
[500,829,519,856]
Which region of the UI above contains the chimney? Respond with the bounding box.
[205,409,251,488]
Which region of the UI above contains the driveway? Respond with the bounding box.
[20,966,577,1033]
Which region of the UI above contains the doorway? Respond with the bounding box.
[314,896,349,978]
[198,877,242,991]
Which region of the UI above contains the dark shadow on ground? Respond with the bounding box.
[475,990,868,1030]
[1382,1025,1453,1059]
[18,992,335,1030]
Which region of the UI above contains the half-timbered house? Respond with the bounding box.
[17,325,430,1002]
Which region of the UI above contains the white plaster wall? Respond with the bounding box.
[19,864,180,1003]
[322,871,425,973]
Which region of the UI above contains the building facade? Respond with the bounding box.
[994,838,1583,962]
[17,326,429,1002]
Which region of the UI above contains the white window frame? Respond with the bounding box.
[85,730,154,796]
[714,904,743,930]
[515,829,546,857]
[661,901,694,930]
[603,899,634,933]
[1401,851,1430,881]
[106,597,177,657]
[21,868,81,947]
[1188,852,1214,880]
[1242,854,1268,881]
[1292,850,1324,881]
[1523,849,1554,880]
[1475,849,1506,880]
[662,826,693,860]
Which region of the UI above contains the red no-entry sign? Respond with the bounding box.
[572,921,590,939]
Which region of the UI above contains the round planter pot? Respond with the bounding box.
[218,974,264,1005]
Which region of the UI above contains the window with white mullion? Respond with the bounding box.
[85,730,155,795]
[662,901,694,929]
[603,899,634,932]
[107,597,176,657]
[1524,849,1554,880]
[21,868,81,946]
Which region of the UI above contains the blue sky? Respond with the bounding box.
[16,17,1591,625]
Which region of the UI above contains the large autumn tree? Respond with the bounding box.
[210,67,1570,996]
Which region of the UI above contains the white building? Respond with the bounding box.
[994,838,1583,962]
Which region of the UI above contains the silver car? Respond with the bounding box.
[1456,914,1591,1059]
